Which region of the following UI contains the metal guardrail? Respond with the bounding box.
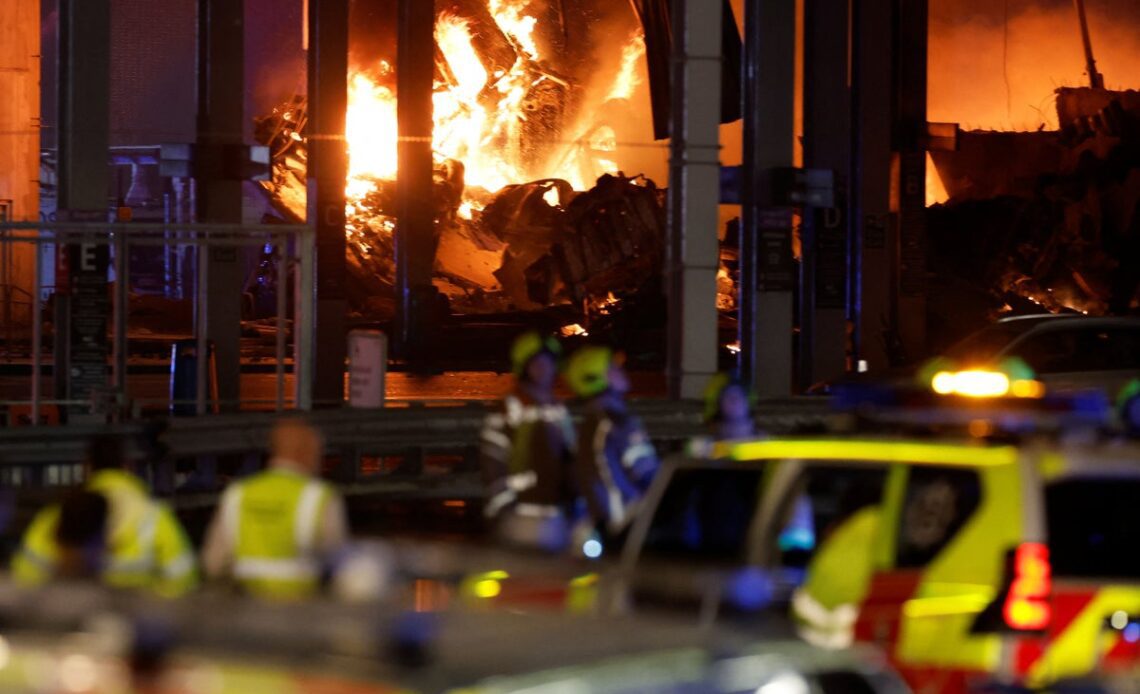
[0,398,833,499]
[0,221,316,419]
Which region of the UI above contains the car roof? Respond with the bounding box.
[996,314,1140,328]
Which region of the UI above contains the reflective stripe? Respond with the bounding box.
[484,489,517,518]
[515,503,560,518]
[481,428,512,449]
[233,557,319,581]
[593,420,627,529]
[107,505,160,576]
[792,589,858,650]
[294,481,325,552]
[621,442,655,470]
[163,552,196,579]
[484,472,538,518]
[503,396,570,427]
[17,547,54,572]
[506,471,537,491]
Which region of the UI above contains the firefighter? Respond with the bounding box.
[10,435,198,596]
[704,372,756,441]
[567,346,658,541]
[200,418,348,600]
[480,332,578,552]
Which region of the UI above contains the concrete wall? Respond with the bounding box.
[0,0,40,326]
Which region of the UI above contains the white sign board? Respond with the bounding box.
[348,330,387,408]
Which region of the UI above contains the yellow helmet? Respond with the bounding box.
[565,346,614,398]
[510,332,562,377]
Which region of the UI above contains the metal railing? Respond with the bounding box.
[0,221,315,421]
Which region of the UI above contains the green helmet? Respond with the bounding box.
[510,332,562,377]
[565,346,614,398]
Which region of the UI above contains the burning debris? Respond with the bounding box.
[928,88,1140,321]
[253,0,736,327]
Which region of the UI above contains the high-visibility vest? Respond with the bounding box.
[219,469,335,600]
[10,470,198,597]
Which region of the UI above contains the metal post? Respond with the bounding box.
[32,235,41,424]
[395,0,437,362]
[195,242,209,415]
[275,233,287,412]
[742,0,797,397]
[295,227,316,410]
[1073,0,1105,89]
[112,230,129,398]
[666,0,723,399]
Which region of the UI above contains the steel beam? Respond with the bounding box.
[666,0,723,399]
[395,0,437,362]
[741,0,796,397]
[307,0,349,405]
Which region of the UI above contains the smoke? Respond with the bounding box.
[928,0,1140,131]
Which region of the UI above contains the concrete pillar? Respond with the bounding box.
[742,0,797,397]
[801,0,851,388]
[307,0,349,405]
[57,0,112,411]
[395,0,436,363]
[0,0,40,329]
[197,0,245,411]
[895,0,929,362]
[852,0,893,370]
[666,0,723,400]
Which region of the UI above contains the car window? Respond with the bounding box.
[942,323,1030,363]
[1046,477,1140,579]
[642,468,765,562]
[1015,327,1140,373]
[895,467,982,568]
[776,465,887,569]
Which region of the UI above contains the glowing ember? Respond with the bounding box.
[561,323,589,337]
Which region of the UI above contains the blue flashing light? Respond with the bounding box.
[1124,623,1140,644]
[727,567,773,611]
[583,539,603,560]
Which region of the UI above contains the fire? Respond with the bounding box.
[606,33,647,102]
[342,2,649,211]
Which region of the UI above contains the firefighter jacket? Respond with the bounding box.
[11,470,198,597]
[201,465,348,601]
[575,394,659,534]
[480,391,577,519]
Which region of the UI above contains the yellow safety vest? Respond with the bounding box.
[10,470,198,597]
[220,469,334,600]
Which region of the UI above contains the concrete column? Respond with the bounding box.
[197,0,245,411]
[0,0,40,324]
[57,0,111,411]
[852,0,893,370]
[801,0,851,388]
[307,0,349,405]
[895,0,928,362]
[666,0,723,400]
[742,0,797,397]
[395,0,436,363]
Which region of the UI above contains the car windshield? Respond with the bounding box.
[641,467,765,562]
[1046,477,1140,580]
[941,322,1033,364]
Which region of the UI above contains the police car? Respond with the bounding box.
[611,365,1140,693]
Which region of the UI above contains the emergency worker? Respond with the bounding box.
[11,435,198,596]
[201,418,348,600]
[480,332,578,551]
[790,506,880,649]
[567,346,658,539]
